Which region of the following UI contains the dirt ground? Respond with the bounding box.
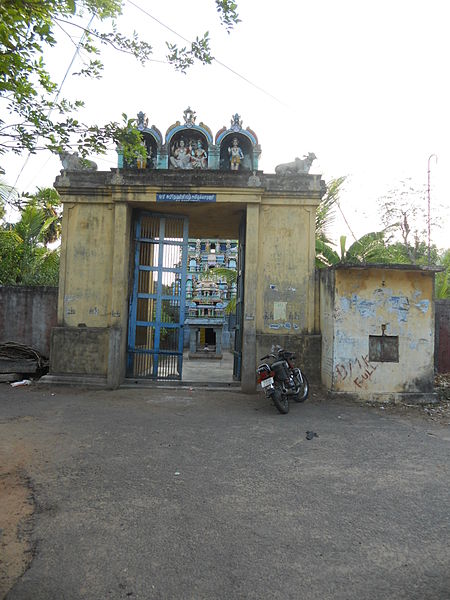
[0,422,35,599]
[1,376,449,599]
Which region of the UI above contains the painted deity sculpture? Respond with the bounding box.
[191,140,208,169]
[136,140,148,169]
[228,137,244,171]
[170,139,192,169]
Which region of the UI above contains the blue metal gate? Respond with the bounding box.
[127,213,188,379]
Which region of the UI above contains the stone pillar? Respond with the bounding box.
[241,204,259,392]
[107,201,132,388]
[214,328,222,355]
[189,328,198,353]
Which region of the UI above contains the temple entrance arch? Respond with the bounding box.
[126,202,246,383]
[48,110,324,391]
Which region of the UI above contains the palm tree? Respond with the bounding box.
[0,178,19,220]
[316,176,346,244]
[22,187,62,244]
[201,265,237,314]
[0,205,59,285]
[316,232,388,268]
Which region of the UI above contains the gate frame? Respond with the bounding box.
[127,210,189,379]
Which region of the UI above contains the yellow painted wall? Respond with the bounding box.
[322,268,435,397]
[256,202,316,335]
[59,202,115,328]
[54,172,323,386]
[319,270,335,389]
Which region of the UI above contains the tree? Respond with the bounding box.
[0,1,240,175]
[315,176,346,244]
[377,178,438,264]
[436,249,450,300]
[316,232,387,268]
[0,178,19,219]
[21,187,62,244]
[202,266,237,314]
[0,203,60,285]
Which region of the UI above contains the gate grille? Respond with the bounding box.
[127,213,188,379]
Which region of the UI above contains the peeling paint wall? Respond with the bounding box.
[256,203,315,335]
[254,201,321,379]
[52,169,324,388]
[319,270,335,389]
[320,267,435,399]
[59,203,115,327]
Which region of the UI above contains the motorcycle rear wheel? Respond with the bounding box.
[293,373,309,403]
[271,387,289,414]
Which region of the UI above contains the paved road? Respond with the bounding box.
[1,384,449,600]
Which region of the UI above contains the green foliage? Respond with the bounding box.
[0,179,19,217]
[205,266,237,314]
[21,187,62,244]
[0,203,60,285]
[316,176,346,244]
[0,0,240,174]
[115,114,148,166]
[316,232,387,268]
[436,249,450,299]
[377,178,438,264]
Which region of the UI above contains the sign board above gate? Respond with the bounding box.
[156,193,216,203]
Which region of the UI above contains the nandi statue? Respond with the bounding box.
[275,153,317,176]
[59,151,97,171]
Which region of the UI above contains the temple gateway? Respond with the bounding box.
[47,108,437,402]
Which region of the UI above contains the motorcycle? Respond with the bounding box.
[256,345,309,414]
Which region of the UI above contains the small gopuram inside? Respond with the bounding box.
[49,108,325,390]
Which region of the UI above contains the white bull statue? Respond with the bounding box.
[275,153,317,176]
[59,151,97,171]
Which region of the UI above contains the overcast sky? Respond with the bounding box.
[3,0,449,248]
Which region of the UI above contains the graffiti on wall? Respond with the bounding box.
[339,290,430,326]
[335,354,378,388]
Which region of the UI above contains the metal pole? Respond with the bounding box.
[427,154,438,265]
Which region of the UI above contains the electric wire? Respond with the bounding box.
[9,2,362,241]
[8,13,96,200]
[125,0,290,108]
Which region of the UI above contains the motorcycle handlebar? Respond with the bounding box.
[260,354,276,360]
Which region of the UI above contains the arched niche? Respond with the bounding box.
[218,133,253,172]
[215,114,261,171]
[141,132,159,169]
[117,113,162,170]
[167,130,210,170]
[165,108,214,170]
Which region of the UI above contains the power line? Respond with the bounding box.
[8,14,96,198]
[125,0,290,108]
[335,198,358,244]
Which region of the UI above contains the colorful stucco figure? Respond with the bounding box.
[191,140,208,169]
[228,137,244,171]
[169,139,192,169]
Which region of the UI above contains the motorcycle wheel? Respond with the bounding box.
[293,373,309,403]
[271,387,289,414]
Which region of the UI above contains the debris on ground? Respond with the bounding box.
[10,379,32,388]
[359,374,450,425]
[306,431,319,440]
[435,372,450,402]
[0,342,49,381]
